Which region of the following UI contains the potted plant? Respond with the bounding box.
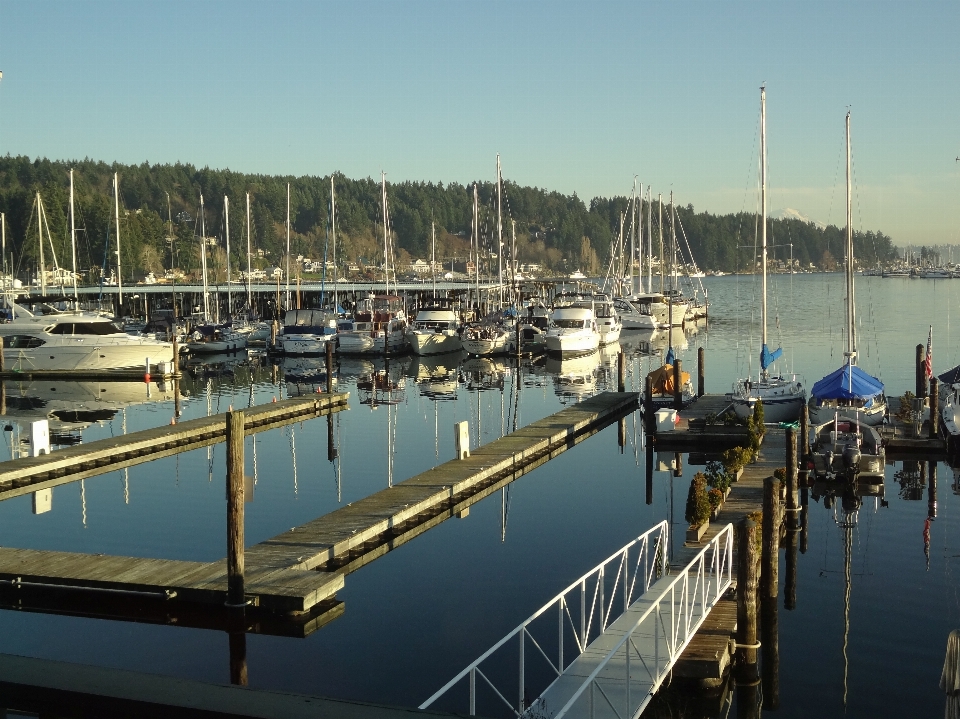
[708,488,724,519]
[685,472,712,542]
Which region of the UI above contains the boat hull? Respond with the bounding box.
[281,334,333,356]
[462,334,514,356]
[808,395,887,427]
[408,331,462,356]
[544,332,600,357]
[337,331,408,356]
[730,379,806,423]
[2,341,175,371]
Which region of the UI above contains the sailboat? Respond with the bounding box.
[808,110,886,426]
[730,86,806,423]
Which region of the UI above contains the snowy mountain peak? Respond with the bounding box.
[771,208,825,229]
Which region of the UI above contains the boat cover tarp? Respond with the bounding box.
[647,364,690,394]
[939,365,960,386]
[811,362,884,401]
[760,343,783,371]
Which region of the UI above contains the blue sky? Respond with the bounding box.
[0,0,957,245]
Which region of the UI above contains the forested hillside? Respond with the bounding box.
[0,155,898,282]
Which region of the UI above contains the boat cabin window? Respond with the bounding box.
[553,318,587,329]
[416,321,453,332]
[47,322,122,336]
[5,335,46,348]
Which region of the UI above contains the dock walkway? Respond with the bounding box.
[0,392,637,616]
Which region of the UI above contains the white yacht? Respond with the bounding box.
[0,299,174,371]
[337,295,408,356]
[613,297,658,330]
[576,295,621,346]
[462,310,516,357]
[406,303,462,356]
[185,323,248,354]
[280,309,338,356]
[544,306,600,357]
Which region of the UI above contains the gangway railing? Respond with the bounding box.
[420,521,670,717]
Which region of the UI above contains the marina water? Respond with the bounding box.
[0,273,958,717]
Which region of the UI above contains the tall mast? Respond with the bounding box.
[658,194,664,293]
[510,219,516,305]
[37,192,46,295]
[114,172,122,306]
[496,154,503,309]
[167,192,176,318]
[245,193,251,308]
[646,186,653,294]
[69,170,78,299]
[200,194,209,321]
[1,212,5,286]
[629,177,637,295]
[381,172,390,295]
[846,111,856,363]
[224,195,231,318]
[760,85,769,377]
[473,184,480,307]
[670,191,677,292]
[330,177,338,310]
[431,221,437,297]
[285,183,291,311]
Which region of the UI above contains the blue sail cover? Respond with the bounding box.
[665,347,676,366]
[811,362,884,401]
[760,344,782,370]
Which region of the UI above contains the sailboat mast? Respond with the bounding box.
[431,221,436,297]
[200,194,209,321]
[330,177,338,311]
[114,172,122,306]
[167,193,176,318]
[646,186,652,294]
[629,177,637,295]
[496,154,503,309]
[285,183,291,311]
[658,194,664,293]
[846,111,856,362]
[511,219,517,306]
[224,196,231,318]
[760,85,769,376]
[37,192,46,295]
[69,169,78,299]
[381,172,390,296]
[473,184,479,308]
[245,192,252,308]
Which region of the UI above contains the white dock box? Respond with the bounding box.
[654,408,678,432]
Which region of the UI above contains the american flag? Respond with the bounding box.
[924,325,933,380]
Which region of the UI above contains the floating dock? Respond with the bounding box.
[0,391,637,620]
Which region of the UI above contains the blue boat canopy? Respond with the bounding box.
[811,362,884,401]
[939,364,960,386]
[760,344,782,371]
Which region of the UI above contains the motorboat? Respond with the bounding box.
[544,306,600,357]
[569,269,587,280]
[613,297,657,330]
[462,309,516,357]
[645,362,695,408]
[337,295,408,356]
[546,351,600,402]
[809,415,885,484]
[185,323,248,354]
[280,309,337,356]
[406,303,462,356]
[576,295,621,346]
[517,301,550,352]
[0,299,175,371]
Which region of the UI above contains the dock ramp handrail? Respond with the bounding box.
[420,520,670,717]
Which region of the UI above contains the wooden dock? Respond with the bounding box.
[0,391,637,621]
[648,394,751,450]
[0,367,180,381]
[0,393,349,501]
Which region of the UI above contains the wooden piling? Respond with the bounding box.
[799,402,809,458]
[171,335,179,373]
[645,445,653,506]
[617,351,625,393]
[736,517,759,672]
[785,428,798,529]
[673,359,683,410]
[784,514,798,610]
[325,341,334,395]
[644,376,654,434]
[762,476,780,598]
[270,320,278,351]
[226,410,245,607]
[931,377,940,439]
[327,415,337,461]
[697,346,705,397]
[760,596,780,710]
[228,631,248,686]
[917,343,926,397]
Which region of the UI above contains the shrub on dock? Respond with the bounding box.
[708,488,723,510]
[685,472,711,528]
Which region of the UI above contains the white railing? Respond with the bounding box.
[420,521,670,717]
[545,523,734,719]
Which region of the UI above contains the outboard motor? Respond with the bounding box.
[843,444,861,470]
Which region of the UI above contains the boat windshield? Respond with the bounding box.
[553,319,588,329]
[415,321,453,332]
[47,322,123,336]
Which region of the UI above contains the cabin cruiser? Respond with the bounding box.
[518,301,550,352]
[575,295,621,346]
[544,306,600,357]
[406,302,462,356]
[280,309,338,356]
[613,297,658,330]
[0,299,174,371]
[337,295,408,356]
[185,323,248,354]
[632,292,687,328]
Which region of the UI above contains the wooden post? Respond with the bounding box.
[917,343,926,397]
[673,359,683,410]
[784,514,799,610]
[673,451,683,478]
[228,630,248,686]
[931,377,940,439]
[736,518,759,673]
[171,335,179,374]
[799,402,809,458]
[644,375,654,435]
[617,351,625,393]
[760,596,780,710]
[173,377,181,422]
[270,320,278,351]
[762,476,780,598]
[697,346,705,397]
[226,410,245,607]
[785,428,799,529]
[325,340,334,394]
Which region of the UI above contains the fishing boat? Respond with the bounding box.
[0,299,174,371]
[406,299,462,356]
[544,305,600,357]
[809,111,886,427]
[730,87,806,423]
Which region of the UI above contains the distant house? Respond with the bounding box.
[410,259,430,274]
[265,266,284,279]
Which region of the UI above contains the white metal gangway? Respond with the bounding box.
[420,521,733,719]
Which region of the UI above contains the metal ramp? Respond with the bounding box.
[421,522,733,719]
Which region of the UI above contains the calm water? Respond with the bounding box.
[0,273,958,717]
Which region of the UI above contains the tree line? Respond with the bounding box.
[0,155,898,283]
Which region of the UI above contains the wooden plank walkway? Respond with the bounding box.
[0,393,350,501]
[0,392,637,616]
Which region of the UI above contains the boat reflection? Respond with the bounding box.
[461,357,507,392]
[545,350,600,403]
[280,356,337,397]
[357,362,406,406]
[408,353,462,401]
